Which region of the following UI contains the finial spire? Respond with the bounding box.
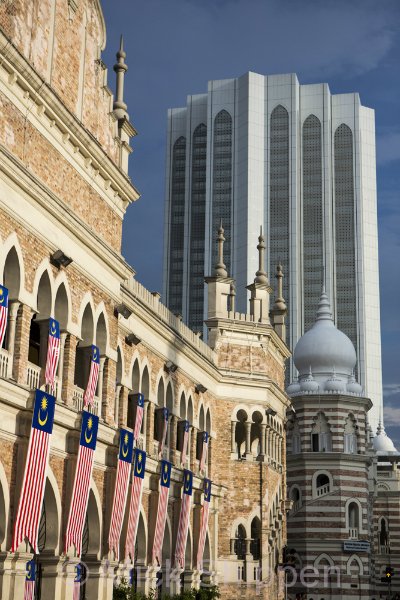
[229,281,236,312]
[316,286,333,322]
[254,226,268,284]
[214,222,228,278]
[272,263,287,312]
[113,35,129,120]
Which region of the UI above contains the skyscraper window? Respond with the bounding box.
[303,114,323,332]
[168,136,186,315]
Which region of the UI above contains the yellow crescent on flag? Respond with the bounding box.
[84,416,93,444]
[0,288,4,304]
[26,563,32,580]
[38,396,48,427]
[50,320,57,335]
[122,433,129,458]
[184,473,190,492]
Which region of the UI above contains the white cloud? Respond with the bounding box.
[384,405,400,426]
[383,384,400,397]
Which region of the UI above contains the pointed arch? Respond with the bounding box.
[179,390,186,420]
[2,246,21,300]
[205,408,211,434]
[95,307,109,355]
[162,513,172,564]
[87,482,102,559]
[185,525,193,569]
[0,234,25,299]
[314,552,334,568]
[166,380,174,414]
[187,395,194,424]
[43,466,62,554]
[346,554,363,576]
[54,281,70,331]
[140,364,150,400]
[156,374,165,406]
[199,404,205,431]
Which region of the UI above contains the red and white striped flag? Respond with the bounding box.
[152,460,172,566]
[174,470,193,568]
[45,318,60,391]
[24,560,36,600]
[134,393,144,441]
[196,479,212,571]
[181,420,190,467]
[64,411,99,557]
[83,345,100,407]
[125,449,147,561]
[0,284,8,349]
[12,391,56,553]
[158,407,169,458]
[199,431,209,473]
[108,429,134,561]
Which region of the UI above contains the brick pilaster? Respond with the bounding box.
[61,334,77,406]
[12,303,32,386]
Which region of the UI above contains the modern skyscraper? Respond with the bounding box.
[163,72,382,428]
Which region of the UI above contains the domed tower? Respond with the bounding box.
[285,289,374,599]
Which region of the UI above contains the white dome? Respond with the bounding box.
[299,368,319,393]
[293,289,359,393]
[373,422,399,455]
[324,368,347,393]
[347,374,363,395]
[286,378,301,395]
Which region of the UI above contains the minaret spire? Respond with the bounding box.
[214,221,228,278]
[113,35,129,121]
[254,226,268,284]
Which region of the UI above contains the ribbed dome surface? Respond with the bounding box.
[373,422,399,455]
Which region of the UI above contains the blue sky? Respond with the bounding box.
[101,0,400,443]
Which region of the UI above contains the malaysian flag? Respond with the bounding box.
[24,560,36,600]
[12,391,56,553]
[134,393,144,441]
[73,563,81,600]
[181,420,190,467]
[108,428,134,561]
[196,478,212,571]
[64,411,99,556]
[125,448,147,561]
[152,460,172,566]
[199,431,209,473]
[83,345,100,407]
[45,318,60,391]
[174,470,193,569]
[0,284,8,349]
[158,407,169,458]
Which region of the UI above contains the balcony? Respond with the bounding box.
[349,528,359,539]
[72,385,100,415]
[316,483,330,497]
[27,361,41,390]
[135,432,145,450]
[0,348,10,379]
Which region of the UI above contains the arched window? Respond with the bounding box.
[234,410,247,459]
[334,124,357,371]
[379,517,389,554]
[212,110,232,274]
[128,360,140,430]
[315,473,331,497]
[74,303,94,391]
[234,524,246,560]
[188,123,207,333]
[290,486,301,512]
[251,411,263,457]
[168,136,186,315]
[250,517,261,560]
[291,419,301,454]
[302,114,323,332]
[270,105,290,383]
[311,412,332,452]
[347,502,360,539]
[344,415,358,454]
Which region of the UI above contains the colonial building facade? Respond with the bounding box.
[0,2,290,599]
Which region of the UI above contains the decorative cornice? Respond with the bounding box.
[0,32,139,208]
